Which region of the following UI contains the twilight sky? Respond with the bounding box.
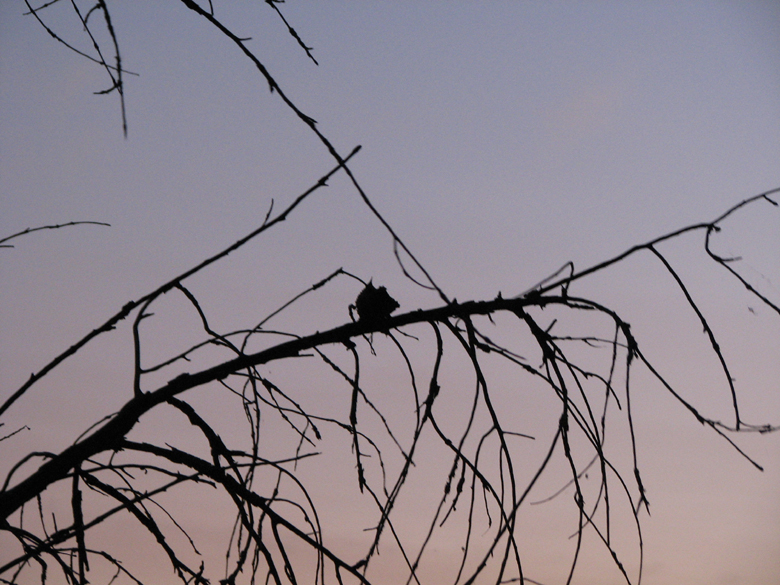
[1,2,779,584]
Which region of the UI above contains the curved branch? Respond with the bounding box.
[0,146,360,420]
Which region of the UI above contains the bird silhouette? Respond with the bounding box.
[355,280,399,323]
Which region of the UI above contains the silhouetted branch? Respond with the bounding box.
[0,146,360,421]
[0,221,110,248]
[3,198,778,580]
[7,5,780,584]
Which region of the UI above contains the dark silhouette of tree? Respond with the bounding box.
[2,3,778,585]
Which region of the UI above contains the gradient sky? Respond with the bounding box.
[1,2,780,584]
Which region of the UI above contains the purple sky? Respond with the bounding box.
[2,2,779,584]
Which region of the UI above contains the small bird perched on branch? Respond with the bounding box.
[354,280,400,323]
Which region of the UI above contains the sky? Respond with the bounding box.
[1,2,780,584]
